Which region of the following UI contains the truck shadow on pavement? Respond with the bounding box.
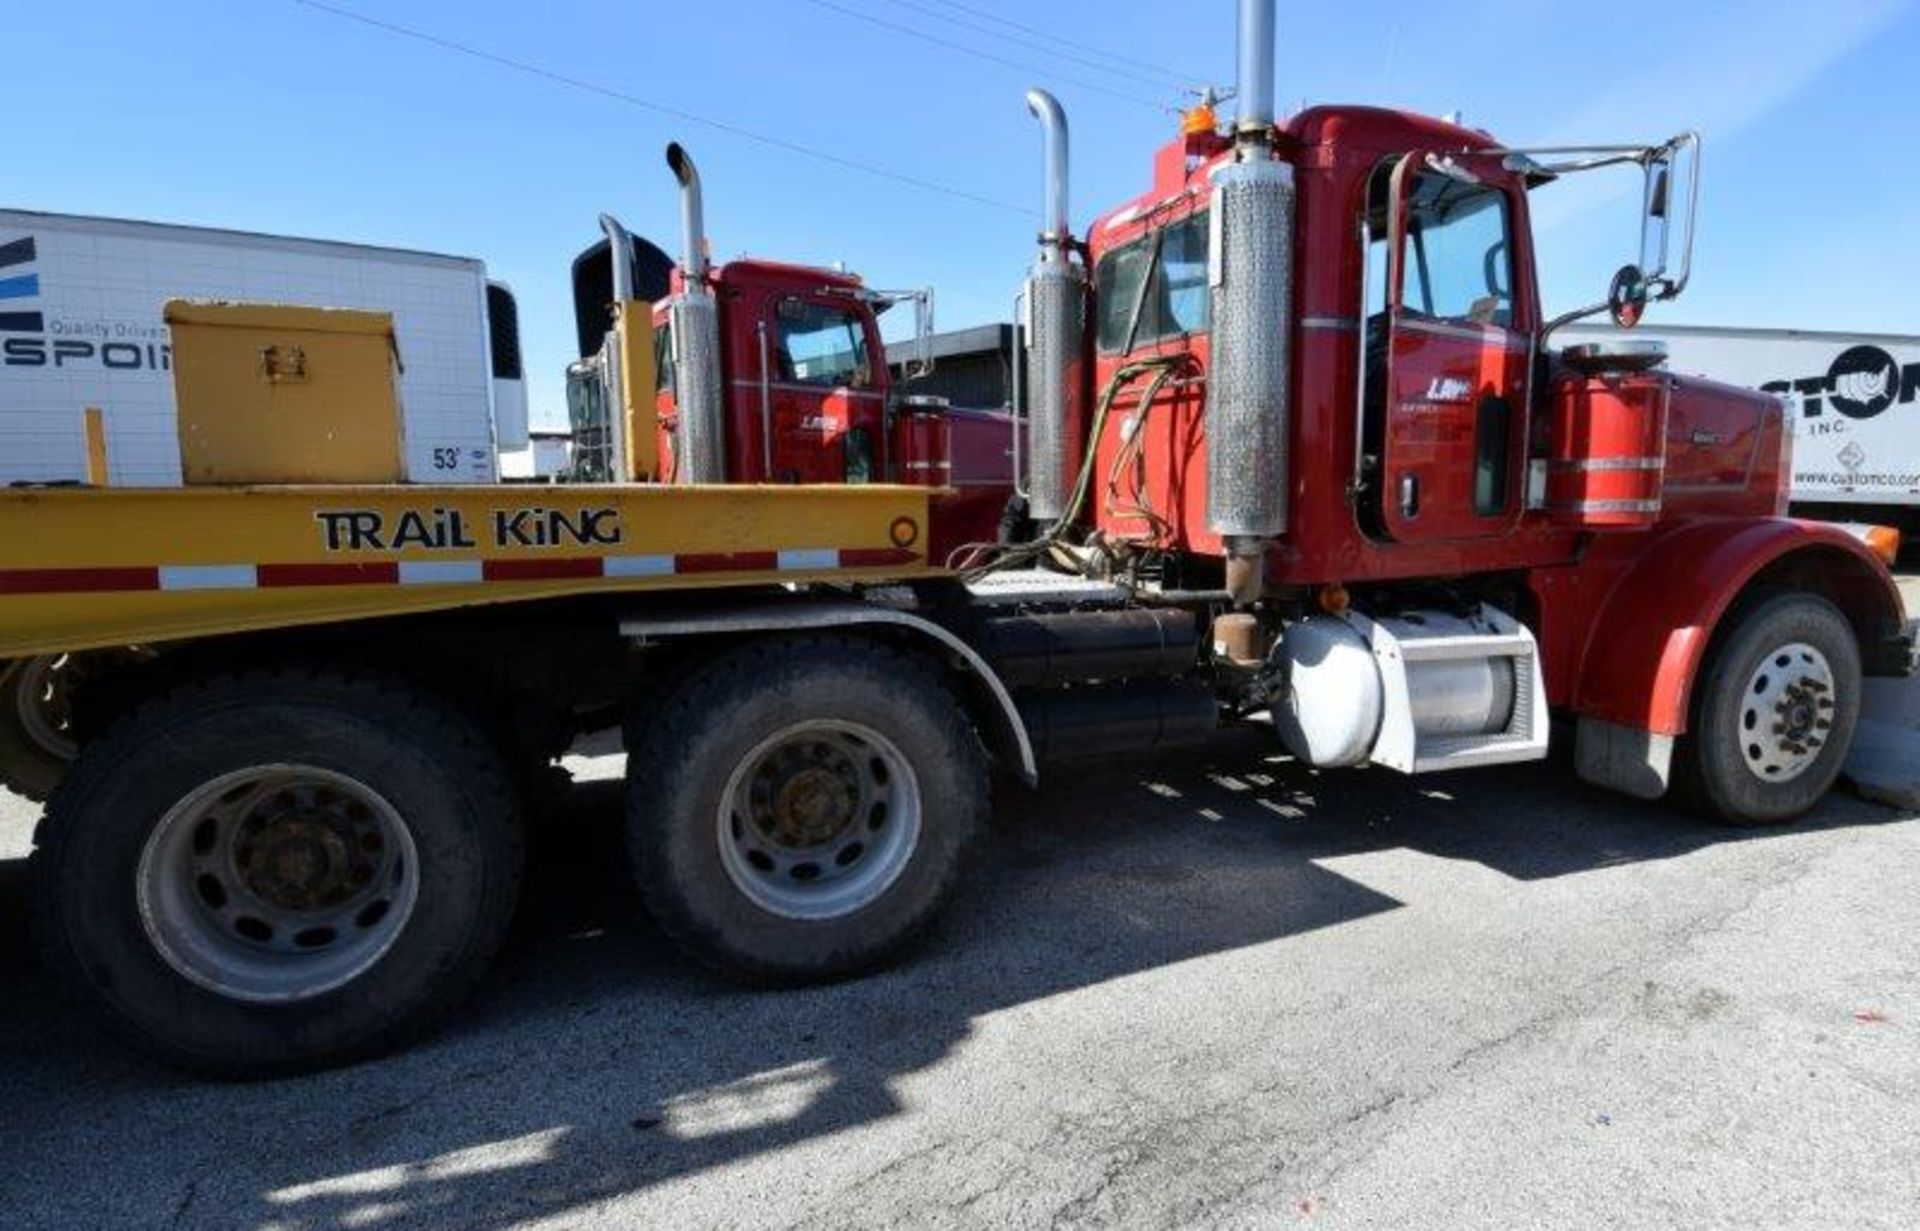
[0,727,1906,1230]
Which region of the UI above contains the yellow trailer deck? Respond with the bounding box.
[0,482,934,658]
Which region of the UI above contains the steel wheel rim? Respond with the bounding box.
[12,654,77,760]
[717,719,922,921]
[1736,641,1837,784]
[136,765,421,1003]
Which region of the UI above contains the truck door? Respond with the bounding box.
[756,296,886,484]
[1367,155,1530,542]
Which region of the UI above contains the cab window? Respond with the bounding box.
[1400,175,1513,327]
[654,320,675,393]
[1094,210,1210,353]
[774,299,870,387]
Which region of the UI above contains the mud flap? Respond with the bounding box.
[1575,716,1674,801]
[1845,671,1920,809]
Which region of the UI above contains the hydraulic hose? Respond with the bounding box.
[952,354,1190,579]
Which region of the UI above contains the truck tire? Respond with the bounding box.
[629,635,988,983]
[28,668,523,1077]
[0,655,79,802]
[1677,592,1862,824]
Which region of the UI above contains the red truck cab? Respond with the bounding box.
[1015,76,1909,820]
[652,259,884,487]
[642,258,1010,563]
[566,149,1012,564]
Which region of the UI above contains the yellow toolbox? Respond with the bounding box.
[165,300,406,484]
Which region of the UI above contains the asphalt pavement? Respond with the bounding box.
[2,717,1917,1229]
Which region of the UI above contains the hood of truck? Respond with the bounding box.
[1661,371,1790,518]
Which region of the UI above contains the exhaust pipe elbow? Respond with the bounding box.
[664,141,709,282]
[1024,88,1071,251]
[597,213,635,304]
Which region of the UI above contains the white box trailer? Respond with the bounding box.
[1562,322,1920,527]
[498,430,574,481]
[0,209,528,486]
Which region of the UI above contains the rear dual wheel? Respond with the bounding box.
[628,636,988,983]
[30,670,522,1077]
[0,655,80,802]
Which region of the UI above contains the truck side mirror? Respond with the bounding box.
[1638,134,1698,300]
[1639,165,1671,280]
[1608,264,1648,328]
[1531,131,1700,341]
[1483,239,1510,300]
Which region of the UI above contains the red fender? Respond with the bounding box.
[1571,518,1905,736]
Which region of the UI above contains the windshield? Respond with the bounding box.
[774,299,871,387]
[1402,175,1514,328]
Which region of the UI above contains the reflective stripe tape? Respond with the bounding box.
[1548,456,1664,473]
[398,560,484,585]
[158,565,257,591]
[674,551,779,574]
[776,548,839,571]
[258,562,400,587]
[0,545,923,595]
[602,554,675,578]
[1552,498,1663,513]
[0,566,159,594]
[839,547,920,568]
[483,558,603,581]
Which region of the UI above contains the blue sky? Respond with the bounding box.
[9,0,1917,426]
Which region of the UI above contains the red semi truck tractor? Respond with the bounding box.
[1,0,1908,1075]
[999,2,1908,818]
[563,144,1013,564]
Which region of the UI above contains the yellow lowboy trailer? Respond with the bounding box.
[3,477,1100,1076]
[0,268,1133,1079]
[0,483,934,657]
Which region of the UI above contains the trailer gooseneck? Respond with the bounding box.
[1,0,1908,1076]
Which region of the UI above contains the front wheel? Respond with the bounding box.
[1678,593,1863,824]
[628,635,988,983]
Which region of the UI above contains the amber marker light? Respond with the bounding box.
[1860,524,1902,566]
[1181,102,1219,137]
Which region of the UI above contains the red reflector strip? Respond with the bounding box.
[0,566,159,594]
[839,547,920,568]
[257,562,401,587]
[674,551,779,574]
[482,557,605,582]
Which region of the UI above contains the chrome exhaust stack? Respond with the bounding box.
[1029,87,1071,249]
[1207,0,1294,602]
[1234,0,1276,140]
[665,142,710,283]
[1021,88,1086,528]
[664,142,725,483]
[598,214,636,303]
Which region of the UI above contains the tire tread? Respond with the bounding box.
[27,663,523,1078]
[629,634,987,984]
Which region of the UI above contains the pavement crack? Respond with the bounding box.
[167,1180,198,1230]
[1049,1142,1144,1229]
